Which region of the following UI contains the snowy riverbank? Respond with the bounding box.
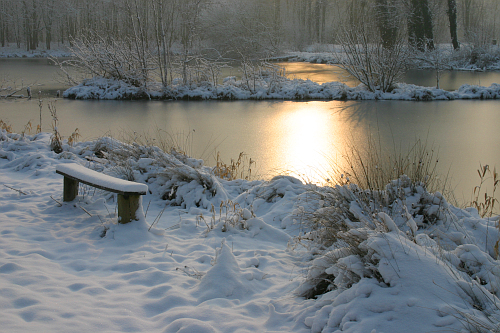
[0,44,72,58]
[280,46,500,72]
[63,76,500,101]
[1,130,499,332]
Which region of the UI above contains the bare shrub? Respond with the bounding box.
[64,32,154,88]
[333,20,410,92]
[239,60,287,94]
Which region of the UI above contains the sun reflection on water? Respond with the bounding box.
[268,101,348,183]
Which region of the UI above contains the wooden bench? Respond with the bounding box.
[56,164,148,224]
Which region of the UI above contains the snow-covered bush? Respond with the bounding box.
[79,136,226,209]
[67,33,154,88]
[294,171,500,331]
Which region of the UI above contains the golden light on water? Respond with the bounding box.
[268,101,348,183]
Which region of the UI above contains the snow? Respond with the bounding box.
[56,163,148,194]
[63,76,500,101]
[279,45,500,72]
[0,44,73,58]
[1,130,500,332]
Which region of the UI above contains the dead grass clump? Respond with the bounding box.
[21,120,33,136]
[471,164,499,218]
[48,101,63,154]
[0,120,13,134]
[295,138,456,299]
[120,127,197,158]
[197,200,254,233]
[212,151,255,181]
[467,164,500,260]
[336,137,446,195]
[67,129,81,147]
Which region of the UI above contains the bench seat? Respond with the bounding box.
[56,164,148,224]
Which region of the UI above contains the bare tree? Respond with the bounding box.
[447,0,459,50]
[408,0,434,52]
[334,12,409,92]
[151,0,176,87]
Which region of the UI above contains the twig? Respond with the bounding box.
[148,203,167,231]
[3,88,24,99]
[144,200,151,218]
[3,184,28,195]
[50,195,63,207]
[79,206,93,217]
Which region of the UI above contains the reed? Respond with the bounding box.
[470,164,499,218]
[212,151,255,181]
[0,120,13,133]
[329,136,448,196]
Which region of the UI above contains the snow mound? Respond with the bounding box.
[196,241,248,302]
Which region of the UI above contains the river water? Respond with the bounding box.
[1,58,499,205]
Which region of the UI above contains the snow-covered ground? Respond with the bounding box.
[1,130,499,332]
[280,44,500,72]
[0,44,72,58]
[63,76,500,101]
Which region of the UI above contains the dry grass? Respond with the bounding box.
[471,164,499,218]
[295,137,455,298]
[114,129,258,182]
[212,151,255,181]
[467,164,500,259]
[67,129,81,147]
[0,120,13,133]
[329,136,449,196]
[120,127,222,165]
[0,102,81,149]
[120,127,196,157]
[197,199,253,233]
[48,101,63,153]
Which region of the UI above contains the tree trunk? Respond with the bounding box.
[46,28,51,50]
[408,0,434,52]
[0,21,5,47]
[274,0,281,32]
[463,0,472,39]
[421,0,434,50]
[447,0,459,50]
[375,0,397,49]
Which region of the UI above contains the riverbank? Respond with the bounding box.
[0,129,499,332]
[0,44,72,58]
[64,76,500,101]
[278,44,500,72]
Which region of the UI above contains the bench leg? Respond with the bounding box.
[63,177,79,201]
[117,194,141,224]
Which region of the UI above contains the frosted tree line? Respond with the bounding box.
[2,0,499,92]
[0,0,499,52]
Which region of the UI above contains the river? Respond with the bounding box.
[1,58,499,205]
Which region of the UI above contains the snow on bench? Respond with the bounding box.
[56,164,148,224]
